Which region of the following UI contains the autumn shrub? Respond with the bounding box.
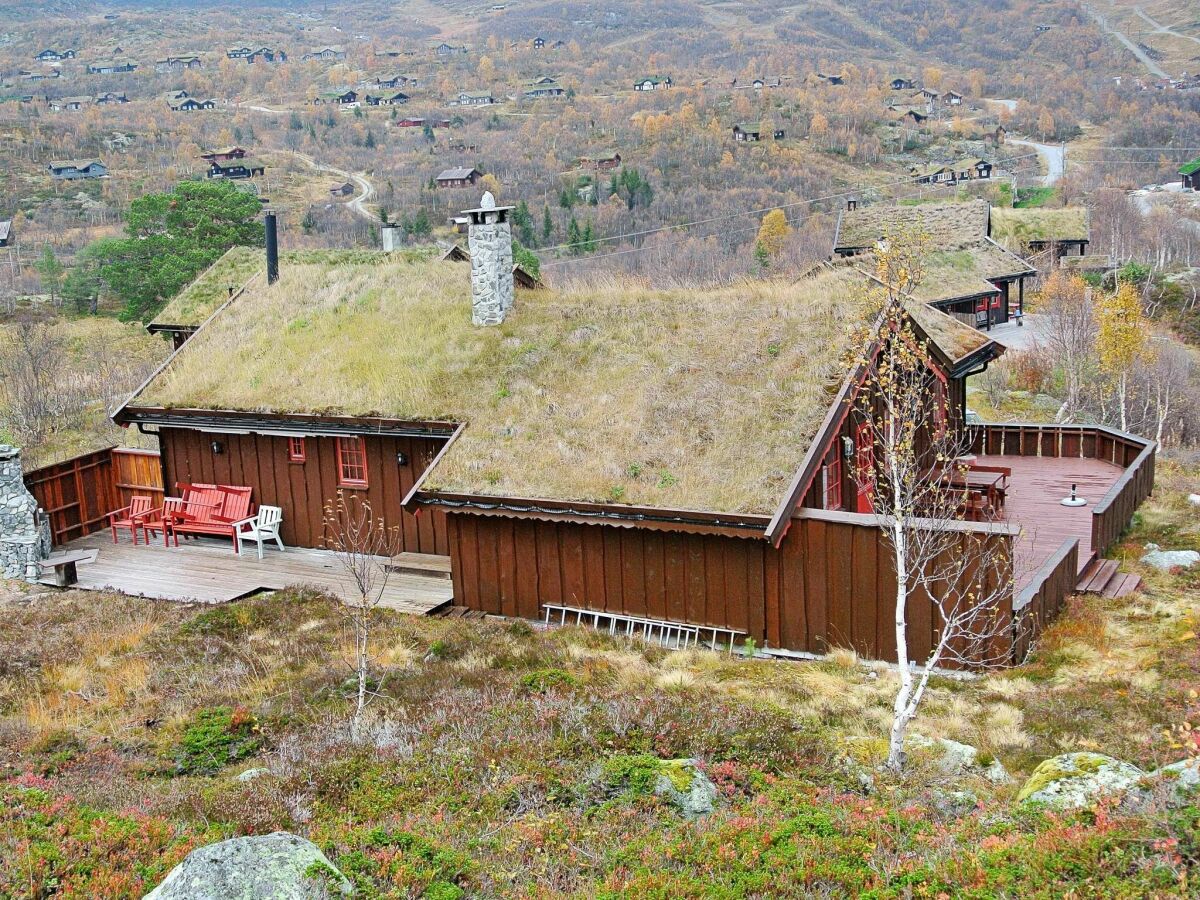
[519,668,580,693]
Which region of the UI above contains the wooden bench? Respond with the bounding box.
[168,483,254,552]
[39,549,98,587]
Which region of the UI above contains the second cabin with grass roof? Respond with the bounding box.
[113,193,1036,665]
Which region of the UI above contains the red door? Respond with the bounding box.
[854,423,875,514]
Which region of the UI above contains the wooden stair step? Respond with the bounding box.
[1077,558,1119,594]
[1105,573,1142,599]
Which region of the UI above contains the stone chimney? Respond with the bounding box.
[0,445,51,582]
[464,191,515,326]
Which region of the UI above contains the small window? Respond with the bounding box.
[823,455,843,511]
[337,436,368,487]
[287,437,306,462]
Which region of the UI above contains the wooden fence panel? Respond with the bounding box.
[1013,539,1079,663]
[111,448,165,511]
[23,447,164,547]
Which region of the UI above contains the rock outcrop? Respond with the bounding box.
[144,832,352,900]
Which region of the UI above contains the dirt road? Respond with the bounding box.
[1083,3,1169,78]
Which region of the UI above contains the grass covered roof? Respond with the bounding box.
[130,251,992,514]
[149,245,264,328]
[990,206,1089,245]
[835,200,990,251]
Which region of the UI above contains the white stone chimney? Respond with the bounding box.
[464,191,515,326]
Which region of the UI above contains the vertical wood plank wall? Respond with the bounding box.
[448,511,1014,666]
[159,428,449,554]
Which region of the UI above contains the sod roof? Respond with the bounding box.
[128,251,992,514]
[989,206,1089,245]
[835,200,991,252]
[149,246,265,329]
[1179,156,1200,176]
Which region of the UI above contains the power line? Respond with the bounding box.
[534,151,1045,257]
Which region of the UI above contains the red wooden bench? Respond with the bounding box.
[166,483,254,552]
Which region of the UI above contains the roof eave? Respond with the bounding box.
[410,489,772,538]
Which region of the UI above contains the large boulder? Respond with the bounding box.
[1152,757,1200,806]
[1016,753,1145,809]
[144,832,352,900]
[1140,543,1200,571]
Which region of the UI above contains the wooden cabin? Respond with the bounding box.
[732,122,761,142]
[834,199,1034,329]
[436,167,482,188]
[1180,156,1200,191]
[990,207,1090,261]
[113,196,1143,669]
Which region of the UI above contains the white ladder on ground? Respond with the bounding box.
[541,604,745,653]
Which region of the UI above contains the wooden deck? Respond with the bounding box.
[977,454,1124,591]
[41,532,454,614]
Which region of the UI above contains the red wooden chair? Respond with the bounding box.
[140,497,183,547]
[107,495,154,544]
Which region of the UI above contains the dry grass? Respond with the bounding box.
[149,245,266,328]
[991,207,1089,245]
[836,199,991,250]
[134,254,880,513]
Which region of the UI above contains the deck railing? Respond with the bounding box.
[968,421,1155,557]
[1012,538,1079,664]
[23,447,163,546]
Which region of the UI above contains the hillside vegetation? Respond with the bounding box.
[1,465,1197,897]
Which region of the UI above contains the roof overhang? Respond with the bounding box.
[114,406,459,439]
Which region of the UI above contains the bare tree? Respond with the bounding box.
[322,491,402,741]
[1040,270,1096,423]
[853,237,1015,773]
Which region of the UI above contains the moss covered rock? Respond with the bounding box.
[602,754,718,818]
[1016,753,1145,809]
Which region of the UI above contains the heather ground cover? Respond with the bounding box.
[0,464,1197,898]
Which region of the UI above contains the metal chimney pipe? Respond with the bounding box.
[265,212,279,285]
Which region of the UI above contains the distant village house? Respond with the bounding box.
[436,167,483,188]
[48,158,108,180]
[732,122,761,142]
[633,75,672,91]
[447,90,494,107]
[155,55,203,73]
[303,46,346,61]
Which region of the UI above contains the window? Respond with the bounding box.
[337,436,368,487]
[823,455,843,511]
[287,437,306,463]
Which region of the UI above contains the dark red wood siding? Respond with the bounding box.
[158,428,448,553]
[447,509,1013,667]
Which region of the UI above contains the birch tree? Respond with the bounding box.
[1041,270,1096,423]
[852,236,1016,773]
[323,491,402,742]
[1096,280,1149,432]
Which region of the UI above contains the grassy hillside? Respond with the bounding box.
[1,463,1197,896]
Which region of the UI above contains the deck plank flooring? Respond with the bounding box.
[42,533,453,614]
[977,454,1124,593]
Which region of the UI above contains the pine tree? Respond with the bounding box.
[542,205,553,242]
[34,244,65,302]
[566,217,582,254]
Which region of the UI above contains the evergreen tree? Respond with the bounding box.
[364,129,377,149]
[542,205,553,242]
[513,200,535,247]
[34,244,65,302]
[566,217,582,254]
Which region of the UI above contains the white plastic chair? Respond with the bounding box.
[233,505,285,559]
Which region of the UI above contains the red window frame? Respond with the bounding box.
[336,436,369,488]
[823,455,843,511]
[287,436,306,463]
